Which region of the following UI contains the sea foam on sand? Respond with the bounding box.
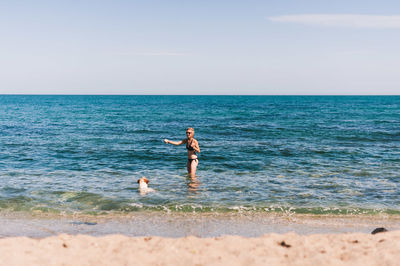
[1,231,399,266]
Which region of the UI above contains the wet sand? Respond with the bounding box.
[1,211,400,238]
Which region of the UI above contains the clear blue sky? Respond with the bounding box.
[1,0,399,95]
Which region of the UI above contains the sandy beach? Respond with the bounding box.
[1,212,400,265]
[1,230,399,265]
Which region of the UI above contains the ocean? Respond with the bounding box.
[0,95,399,221]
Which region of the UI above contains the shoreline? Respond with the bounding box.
[1,231,399,265]
[2,211,400,238]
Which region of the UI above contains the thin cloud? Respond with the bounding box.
[118,52,191,56]
[269,14,400,28]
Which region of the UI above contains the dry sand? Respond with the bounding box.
[1,230,399,266]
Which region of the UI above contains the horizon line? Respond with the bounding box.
[0,94,399,96]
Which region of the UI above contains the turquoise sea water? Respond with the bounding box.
[0,95,399,216]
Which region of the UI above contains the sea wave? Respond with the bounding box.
[1,196,399,216]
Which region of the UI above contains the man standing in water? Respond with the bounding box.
[164,128,200,178]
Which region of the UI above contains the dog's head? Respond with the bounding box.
[137,177,149,185]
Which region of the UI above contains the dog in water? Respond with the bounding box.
[137,177,155,195]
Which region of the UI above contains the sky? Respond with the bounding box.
[0,0,399,95]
